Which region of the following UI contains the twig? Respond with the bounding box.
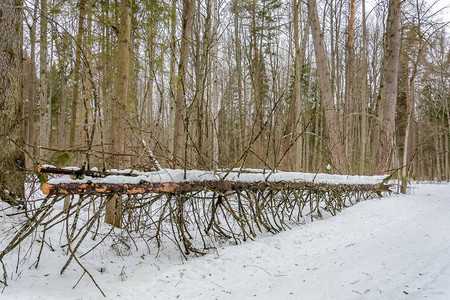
[243,264,287,277]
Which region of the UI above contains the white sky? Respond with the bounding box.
[366,0,450,23]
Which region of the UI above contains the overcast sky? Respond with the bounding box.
[366,0,450,23]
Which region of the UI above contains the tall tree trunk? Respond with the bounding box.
[445,99,449,181]
[47,18,54,147]
[282,0,304,171]
[145,25,154,135]
[211,0,219,168]
[296,20,309,172]
[344,0,356,173]
[69,0,85,150]
[250,0,263,168]
[359,0,368,175]
[39,0,48,159]
[112,0,132,168]
[100,0,113,169]
[26,0,38,168]
[233,0,245,157]
[192,0,212,168]
[375,0,402,174]
[434,135,442,181]
[400,80,413,193]
[0,0,25,203]
[173,0,195,168]
[106,0,132,228]
[57,33,70,150]
[57,70,67,148]
[168,0,177,161]
[307,0,347,174]
[82,0,93,154]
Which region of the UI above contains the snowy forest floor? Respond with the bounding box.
[1,182,449,299]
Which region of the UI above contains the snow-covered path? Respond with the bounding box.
[2,183,450,299]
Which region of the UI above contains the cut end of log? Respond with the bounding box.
[41,183,51,195]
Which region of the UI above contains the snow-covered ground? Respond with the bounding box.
[1,182,449,299]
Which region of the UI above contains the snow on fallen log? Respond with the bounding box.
[39,167,390,196]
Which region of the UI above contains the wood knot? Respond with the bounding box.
[216,180,231,192]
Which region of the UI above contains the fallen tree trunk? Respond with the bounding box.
[41,180,389,196]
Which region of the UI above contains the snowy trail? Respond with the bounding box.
[2,183,450,299]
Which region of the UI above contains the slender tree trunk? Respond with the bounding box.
[168,0,177,160]
[312,105,320,170]
[375,0,402,174]
[70,0,85,150]
[434,135,442,181]
[296,20,309,172]
[112,0,132,168]
[57,33,70,150]
[307,0,347,174]
[47,19,54,147]
[211,0,219,168]
[0,0,25,203]
[192,0,212,168]
[233,0,245,156]
[445,104,449,181]
[344,0,356,173]
[281,0,302,171]
[173,0,195,168]
[401,84,411,192]
[146,24,154,133]
[39,0,48,159]
[26,0,38,168]
[359,0,368,175]
[251,0,263,168]
[82,0,93,152]
[101,0,113,168]
[57,71,67,148]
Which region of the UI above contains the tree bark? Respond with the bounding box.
[38,0,48,159]
[281,0,302,171]
[112,0,132,168]
[0,0,25,203]
[107,0,132,226]
[307,0,347,174]
[359,0,368,175]
[344,0,356,173]
[69,0,85,150]
[375,0,402,174]
[173,0,195,168]
[250,0,263,168]
[233,0,245,157]
[26,0,38,168]
[168,0,177,160]
[211,0,219,168]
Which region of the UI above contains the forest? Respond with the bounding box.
[0,0,449,296]
[0,0,449,196]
